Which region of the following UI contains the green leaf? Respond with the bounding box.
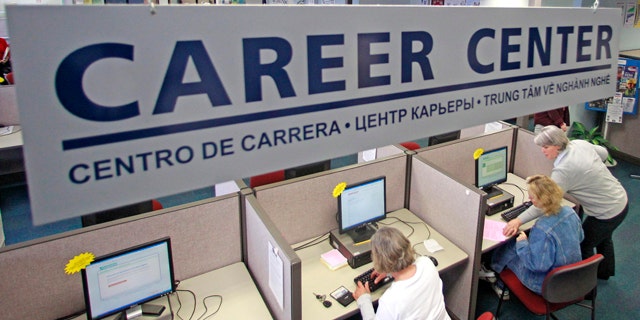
[568,121,618,163]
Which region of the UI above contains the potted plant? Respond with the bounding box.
[568,121,618,166]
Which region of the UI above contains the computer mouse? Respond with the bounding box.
[428,255,439,267]
[323,300,332,308]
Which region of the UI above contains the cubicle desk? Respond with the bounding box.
[0,126,24,177]
[73,262,271,320]
[0,125,22,149]
[481,174,575,253]
[295,209,467,320]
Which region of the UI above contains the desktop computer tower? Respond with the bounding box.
[329,229,372,269]
[485,187,515,216]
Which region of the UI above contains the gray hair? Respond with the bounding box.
[533,125,569,150]
[371,227,415,274]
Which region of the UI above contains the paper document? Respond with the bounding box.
[362,149,376,162]
[268,241,284,309]
[483,219,509,242]
[423,239,444,253]
[0,126,14,135]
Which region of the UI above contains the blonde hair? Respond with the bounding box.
[526,175,563,215]
[371,227,415,274]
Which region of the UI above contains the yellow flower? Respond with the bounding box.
[333,182,347,198]
[473,148,484,160]
[65,252,95,275]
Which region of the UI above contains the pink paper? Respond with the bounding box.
[483,219,509,242]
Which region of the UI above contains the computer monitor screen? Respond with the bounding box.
[338,176,386,243]
[475,146,508,195]
[428,130,461,146]
[82,237,175,320]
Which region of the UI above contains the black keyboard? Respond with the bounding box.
[501,201,533,222]
[353,268,393,292]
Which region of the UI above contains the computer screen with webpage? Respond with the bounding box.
[475,146,508,197]
[338,176,386,243]
[81,237,175,320]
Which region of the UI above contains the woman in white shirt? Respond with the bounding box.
[353,227,450,320]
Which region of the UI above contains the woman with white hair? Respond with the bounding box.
[503,125,628,280]
[353,227,450,320]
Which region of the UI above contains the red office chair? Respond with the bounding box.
[4,72,13,84]
[249,170,285,188]
[400,141,421,151]
[477,311,495,320]
[495,254,604,320]
[151,199,163,211]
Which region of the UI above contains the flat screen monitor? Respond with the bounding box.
[82,237,175,320]
[428,130,460,146]
[475,146,508,198]
[338,176,386,243]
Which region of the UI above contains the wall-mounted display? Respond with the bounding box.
[585,57,639,115]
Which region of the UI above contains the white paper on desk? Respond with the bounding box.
[268,241,284,310]
[483,220,509,242]
[423,239,444,253]
[0,126,13,136]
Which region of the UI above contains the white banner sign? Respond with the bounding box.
[7,5,620,224]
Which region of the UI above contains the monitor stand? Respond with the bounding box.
[483,185,504,199]
[115,305,142,320]
[115,303,165,320]
[346,223,377,244]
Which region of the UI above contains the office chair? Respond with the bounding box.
[151,199,163,211]
[400,141,421,150]
[477,311,495,320]
[4,72,13,84]
[249,170,285,188]
[495,253,604,320]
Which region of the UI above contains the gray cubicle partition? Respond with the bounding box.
[512,127,554,178]
[253,154,407,245]
[459,121,514,140]
[0,85,19,125]
[357,144,404,163]
[0,194,243,320]
[417,127,516,186]
[408,156,484,320]
[244,193,301,320]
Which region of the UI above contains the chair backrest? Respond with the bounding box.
[250,170,285,188]
[541,254,604,303]
[400,141,421,150]
[476,311,495,320]
[151,199,164,211]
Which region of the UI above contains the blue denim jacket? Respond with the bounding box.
[492,206,584,294]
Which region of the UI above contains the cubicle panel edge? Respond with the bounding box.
[254,154,407,245]
[416,127,516,186]
[244,194,301,320]
[0,194,243,320]
[409,156,485,320]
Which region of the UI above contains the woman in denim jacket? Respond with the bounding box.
[490,175,584,294]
